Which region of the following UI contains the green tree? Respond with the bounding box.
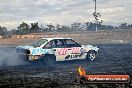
[47,23,55,32]
[56,24,62,32]
[0,26,8,36]
[61,26,71,32]
[30,22,40,33]
[71,23,81,31]
[10,29,17,35]
[17,22,30,34]
[119,23,128,29]
[85,22,96,31]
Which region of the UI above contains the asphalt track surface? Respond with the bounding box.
[0,44,132,88]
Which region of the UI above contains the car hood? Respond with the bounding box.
[16,45,34,49]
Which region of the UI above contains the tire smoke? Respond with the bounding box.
[0,47,27,66]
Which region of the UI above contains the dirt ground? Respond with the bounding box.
[0,44,132,88]
[0,30,132,87]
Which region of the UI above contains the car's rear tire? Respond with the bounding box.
[86,50,96,61]
[43,54,56,65]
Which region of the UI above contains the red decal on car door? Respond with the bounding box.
[71,47,80,54]
[57,48,68,55]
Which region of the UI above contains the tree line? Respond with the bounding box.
[0,22,132,37]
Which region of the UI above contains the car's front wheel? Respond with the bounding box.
[43,54,56,65]
[86,50,96,61]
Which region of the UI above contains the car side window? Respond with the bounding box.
[64,39,81,47]
[52,39,65,48]
[44,41,53,49]
[43,39,65,49]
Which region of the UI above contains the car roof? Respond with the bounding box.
[41,38,71,41]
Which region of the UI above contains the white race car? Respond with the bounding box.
[16,38,99,65]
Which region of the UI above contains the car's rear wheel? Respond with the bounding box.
[43,55,56,65]
[86,50,96,61]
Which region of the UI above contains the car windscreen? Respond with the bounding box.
[30,39,48,47]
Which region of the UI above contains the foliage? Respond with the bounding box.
[0,22,132,37]
[0,26,8,36]
[16,22,30,35]
[30,22,41,33]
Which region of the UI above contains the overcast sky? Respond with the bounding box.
[0,0,132,30]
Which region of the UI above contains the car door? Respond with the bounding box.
[64,39,84,60]
[42,39,68,61]
[50,39,72,61]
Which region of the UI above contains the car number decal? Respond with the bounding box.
[57,48,68,55]
[71,47,80,54]
[57,47,81,55]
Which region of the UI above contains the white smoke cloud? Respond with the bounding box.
[0,47,27,66]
